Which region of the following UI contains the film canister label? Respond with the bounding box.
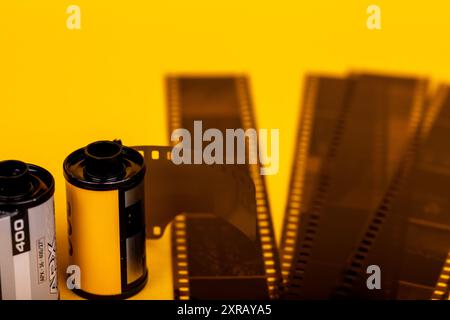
[0,160,57,300]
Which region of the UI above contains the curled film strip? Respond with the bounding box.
[167,76,282,299]
[134,145,259,300]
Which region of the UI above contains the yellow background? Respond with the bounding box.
[1,0,449,299]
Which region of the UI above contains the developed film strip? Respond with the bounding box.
[332,85,450,299]
[283,74,427,299]
[167,76,282,300]
[280,75,352,284]
[331,77,427,299]
[394,86,450,299]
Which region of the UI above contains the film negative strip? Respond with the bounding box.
[166,76,282,299]
[283,74,427,299]
[280,75,352,285]
[395,86,450,299]
[331,77,427,299]
[331,85,450,299]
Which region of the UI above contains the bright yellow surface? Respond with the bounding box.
[1,1,450,299]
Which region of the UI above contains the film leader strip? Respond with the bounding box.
[282,74,427,299]
[166,76,282,300]
[134,145,258,300]
[333,85,450,299]
[134,146,258,242]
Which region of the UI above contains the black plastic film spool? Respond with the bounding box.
[64,140,146,191]
[0,160,54,212]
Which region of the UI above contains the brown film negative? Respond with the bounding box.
[395,86,450,299]
[166,76,282,300]
[332,85,450,299]
[280,75,352,284]
[284,74,427,299]
[332,77,427,299]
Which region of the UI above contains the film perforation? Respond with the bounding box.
[167,77,191,300]
[431,251,450,300]
[279,77,317,283]
[173,214,190,300]
[235,76,283,299]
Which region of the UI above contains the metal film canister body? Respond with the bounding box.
[0,160,57,300]
[64,141,147,299]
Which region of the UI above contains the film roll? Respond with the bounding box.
[64,140,147,299]
[0,160,57,300]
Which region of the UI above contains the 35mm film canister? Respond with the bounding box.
[0,160,57,300]
[64,140,147,299]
